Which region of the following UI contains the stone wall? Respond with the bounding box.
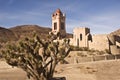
[66,50,120,64]
[52,9,66,37]
[71,27,110,51]
[65,55,120,64]
[110,45,120,55]
[69,27,119,54]
[115,35,120,47]
[73,27,90,47]
[116,41,120,47]
[89,34,109,51]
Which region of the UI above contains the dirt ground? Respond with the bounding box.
[0,61,26,80]
[55,60,120,80]
[0,60,120,80]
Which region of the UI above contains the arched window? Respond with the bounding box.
[80,34,82,41]
[54,22,57,30]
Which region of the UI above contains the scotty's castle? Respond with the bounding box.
[51,9,120,54]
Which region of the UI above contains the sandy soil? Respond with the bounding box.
[55,60,120,80]
[0,60,120,80]
[0,61,27,80]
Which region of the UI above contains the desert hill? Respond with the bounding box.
[9,25,52,40]
[110,29,120,43]
[110,28,120,36]
[10,25,72,40]
[0,27,17,43]
[0,25,72,43]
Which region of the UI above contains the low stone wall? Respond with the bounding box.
[106,55,115,60]
[93,55,106,61]
[116,55,120,59]
[77,57,93,63]
[65,54,120,64]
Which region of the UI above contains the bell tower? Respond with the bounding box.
[52,9,66,38]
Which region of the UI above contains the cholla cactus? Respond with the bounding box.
[1,33,71,80]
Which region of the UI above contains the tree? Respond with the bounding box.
[1,33,71,80]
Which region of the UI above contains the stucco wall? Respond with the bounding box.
[89,34,109,51]
[72,27,110,51]
[73,27,90,47]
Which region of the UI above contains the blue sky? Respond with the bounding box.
[0,0,120,34]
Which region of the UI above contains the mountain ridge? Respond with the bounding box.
[0,26,17,42]
[0,25,72,43]
[9,25,52,40]
[0,25,119,43]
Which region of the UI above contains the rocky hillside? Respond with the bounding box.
[0,27,17,43]
[110,29,120,36]
[9,25,52,40]
[0,25,72,43]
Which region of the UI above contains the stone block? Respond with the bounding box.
[106,55,115,60]
[93,55,105,61]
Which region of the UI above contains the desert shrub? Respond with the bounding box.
[70,46,89,51]
[1,34,71,80]
[0,38,7,43]
[97,51,105,55]
[77,52,87,57]
[0,43,2,48]
[80,47,89,51]
[70,46,80,51]
[105,49,111,54]
[88,49,96,52]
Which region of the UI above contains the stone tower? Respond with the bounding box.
[52,9,66,38]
